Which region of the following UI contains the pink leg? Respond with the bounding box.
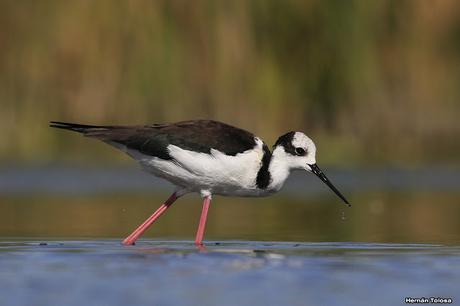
[195,196,211,246]
[122,192,179,246]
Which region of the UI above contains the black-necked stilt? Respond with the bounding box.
[50,120,350,246]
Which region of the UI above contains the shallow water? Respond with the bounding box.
[0,240,458,306]
[1,166,460,305]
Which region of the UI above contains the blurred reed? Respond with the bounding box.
[0,1,459,165]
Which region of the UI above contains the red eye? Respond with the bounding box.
[295,147,306,155]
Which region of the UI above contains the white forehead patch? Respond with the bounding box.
[292,132,316,154]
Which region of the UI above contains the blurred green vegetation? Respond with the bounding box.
[1,1,459,165]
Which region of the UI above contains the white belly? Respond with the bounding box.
[131,142,271,197]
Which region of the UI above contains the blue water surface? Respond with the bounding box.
[0,240,458,306]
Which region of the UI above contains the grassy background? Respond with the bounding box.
[1,1,459,165]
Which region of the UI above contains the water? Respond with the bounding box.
[0,240,458,306]
[1,166,460,305]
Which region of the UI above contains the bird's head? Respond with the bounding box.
[273,131,350,207]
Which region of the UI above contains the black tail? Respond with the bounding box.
[49,121,105,134]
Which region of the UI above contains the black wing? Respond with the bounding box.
[50,120,258,159]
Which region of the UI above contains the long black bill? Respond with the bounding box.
[309,164,351,207]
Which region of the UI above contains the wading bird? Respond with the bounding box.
[50,120,350,246]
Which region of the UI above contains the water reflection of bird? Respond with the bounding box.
[50,120,350,246]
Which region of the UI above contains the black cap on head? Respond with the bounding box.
[274,131,297,155]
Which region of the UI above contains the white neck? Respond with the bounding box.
[266,146,291,192]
